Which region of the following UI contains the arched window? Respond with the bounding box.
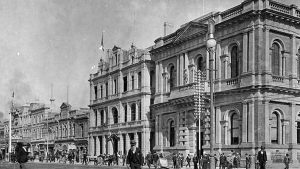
[170,120,175,147]
[231,46,239,78]
[169,65,176,89]
[272,43,280,76]
[131,104,136,121]
[231,113,240,145]
[270,112,279,144]
[197,55,206,71]
[112,107,118,124]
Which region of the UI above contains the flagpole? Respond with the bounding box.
[9,92,14,162]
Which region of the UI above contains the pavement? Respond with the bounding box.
[0,160,292,169]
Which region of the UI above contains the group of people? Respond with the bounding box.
[9,141,293,169]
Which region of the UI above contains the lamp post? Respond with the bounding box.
[206,20,216,169]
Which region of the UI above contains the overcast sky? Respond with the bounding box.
[0,0,299,121]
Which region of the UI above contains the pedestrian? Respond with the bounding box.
[152,152,159,169]
[245,153,251,169]
[186,154,191,168]
[192,153,198,169]
[145,152,152,168]
[180,153,184,168]
[219,153,227,169]
[82,148,87,165]
[172,153,177,168]
[214,154,218,167]
[15,142,29,169]
[283,153,290,169]
[126,140,143,169]
[122,152,127,166]
[257,146,267,169]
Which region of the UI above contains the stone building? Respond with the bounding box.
[150,0,300,167]
[29,103,50,156]
[53,103,89,154]
[89,45,155,157]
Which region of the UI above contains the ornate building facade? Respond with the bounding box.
[53,103,89,153]
[89,45,155,157]
[150,0,300,167]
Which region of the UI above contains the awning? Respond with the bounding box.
[68,144,76,150]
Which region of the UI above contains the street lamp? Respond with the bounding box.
[206,20,216,169]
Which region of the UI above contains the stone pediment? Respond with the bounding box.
[60,102,71,110]
[173,22,208,44]
[112,45,121,51]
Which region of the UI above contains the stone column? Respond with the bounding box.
[119,71,123,96]
[119,101,124,123]
[263,100,270,144]
[291,35,297,77]
[143,128,150,155]
[242,102,248,143]
[126,134,130,154]
[176,55,180,87]
[223,122,228,145]
[102,135,106,155]
[264,27,270,74]
[282,54,286,76]
[184,53,189,84]
[89,136,93,156]
[155,115,159,146]
[134,132,139,148]
[155,62,159,93]
[93,136,96,156]
[281,120,288,145]
[248,100,255,143]
[249,27,255,75]
[128,103,132,122]
[159,115,163,147]
[216,43,222,91]
[215,107,221,144]
[96,136,100,156]
[242,31,248,73]
[159,62,163,101]
[118,134,123,154]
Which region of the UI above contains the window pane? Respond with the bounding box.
[231,113,239,144]
[270,113,278,143]
[231,46,238,78]
[272,43,280,75]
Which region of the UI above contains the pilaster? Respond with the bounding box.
[242,31,248,73]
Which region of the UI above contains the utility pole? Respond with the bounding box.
[46,84,55,162]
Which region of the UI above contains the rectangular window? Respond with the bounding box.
[123,76,128,92]
[297,122,300,144]
[124,104,127,122]
[100,85,103,98]
[131,75,134,90]
[105,82,108,97]
[94,109,97,127]
[139,102,141,120]
[94,85,98,100]
[138,72,141,89]
[114,79,118,94]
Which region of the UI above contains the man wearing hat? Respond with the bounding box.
[126,140,143,169]
[257,146,267,169]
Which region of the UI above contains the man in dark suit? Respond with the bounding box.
[16,142,29,169]
[257,146,267,169]
[126,140,143,169]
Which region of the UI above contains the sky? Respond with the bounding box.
[0,0,299,121]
